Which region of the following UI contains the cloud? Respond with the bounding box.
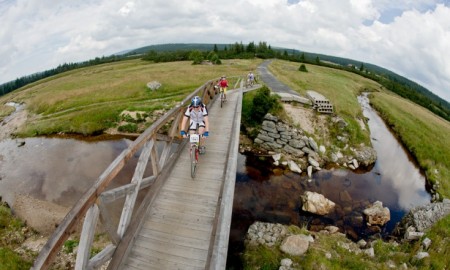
[0,0,449,101]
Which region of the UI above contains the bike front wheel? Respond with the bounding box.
[190,146,198,178]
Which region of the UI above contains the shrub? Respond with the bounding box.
[250,86,281,124]
[118,123,138,133]
[299,64,308,72]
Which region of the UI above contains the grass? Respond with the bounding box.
[242,222,450,270]
[0,203,33,269]
[0,58,263,136]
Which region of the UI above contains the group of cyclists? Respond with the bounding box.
[180,72,256,156]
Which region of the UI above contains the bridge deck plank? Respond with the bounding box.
[121,90,239,269]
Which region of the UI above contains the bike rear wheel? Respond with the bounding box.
[190,146,198,178]
[220,92,224,108]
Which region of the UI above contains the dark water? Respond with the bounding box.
[226,94,431,268]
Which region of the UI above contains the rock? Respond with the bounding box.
[264,113,278,122]
[364,247,375,257]
[363,201,390,226]
[301,191,336,215]
[396,199,450,236]
[280,235,310,256]
[146,81,161,90]
[414,252,429,260]
[405,231,424,241]
[308,137,319,152]
[287,160,302,174]
[319,145,326,154]
[272,153,281,162]
[353,146,377,167]
[307,166,312,178]
[308,156,320,167]
[422,237,432,250]
[280,258,293,267]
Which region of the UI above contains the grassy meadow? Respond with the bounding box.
[0,58,263,136]
[268,60,383,146]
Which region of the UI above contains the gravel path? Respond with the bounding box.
[257,59,299,95]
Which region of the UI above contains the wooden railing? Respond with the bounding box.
[32,78,222,270]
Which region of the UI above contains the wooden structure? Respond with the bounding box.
[32,77,245,270]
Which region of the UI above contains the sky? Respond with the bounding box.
[1,0,449,102]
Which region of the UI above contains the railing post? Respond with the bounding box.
[75,204,99,270]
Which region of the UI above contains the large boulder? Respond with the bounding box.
[280,235,310,256]
[353,146,377,167]
[301,191,335,215]
[363,201,390,226]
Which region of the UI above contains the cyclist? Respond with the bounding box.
[180,96,209,154]
[219,75,228,101]
[247,72,255,86]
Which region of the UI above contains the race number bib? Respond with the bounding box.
[190,134,200,143]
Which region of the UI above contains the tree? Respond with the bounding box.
[189,50,204,65]
[246,42,256,53]
[315,56,320,64]
[300,53,305,62]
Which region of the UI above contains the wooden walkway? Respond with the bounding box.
[115,89,241,269]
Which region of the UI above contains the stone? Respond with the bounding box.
[363,201,391,226]
[146,81,161,90]
[272,153,281,162]
[301,191,336,215]
[280,235,309,256]
[422,237,432,250]
[308,157,320,167]
[288,160,302,174]
[319,145,326,154]
[307,166,312,178]
[308,137,319,152]
[414,252,429,260]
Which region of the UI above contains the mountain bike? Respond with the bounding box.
[220,88,226,108]
[188,131,205,178]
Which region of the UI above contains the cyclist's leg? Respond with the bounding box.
[224,87,227,100]
[198,123,206,154]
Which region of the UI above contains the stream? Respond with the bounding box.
[0,94,431,268]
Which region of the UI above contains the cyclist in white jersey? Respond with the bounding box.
[180,96,209,152]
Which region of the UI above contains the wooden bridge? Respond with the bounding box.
[32,77,257,270]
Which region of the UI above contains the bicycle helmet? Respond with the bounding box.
[191,96,202,107]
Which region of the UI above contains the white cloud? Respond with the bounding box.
[0,0,449,101]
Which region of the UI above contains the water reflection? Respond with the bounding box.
[0,137,133,207]
[359,93,430,210]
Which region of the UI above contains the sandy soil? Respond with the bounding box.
[0,109,28,141]
[13,194,70,236]
[282,103,329,137]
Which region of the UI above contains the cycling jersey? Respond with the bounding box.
[184,104,208,130]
